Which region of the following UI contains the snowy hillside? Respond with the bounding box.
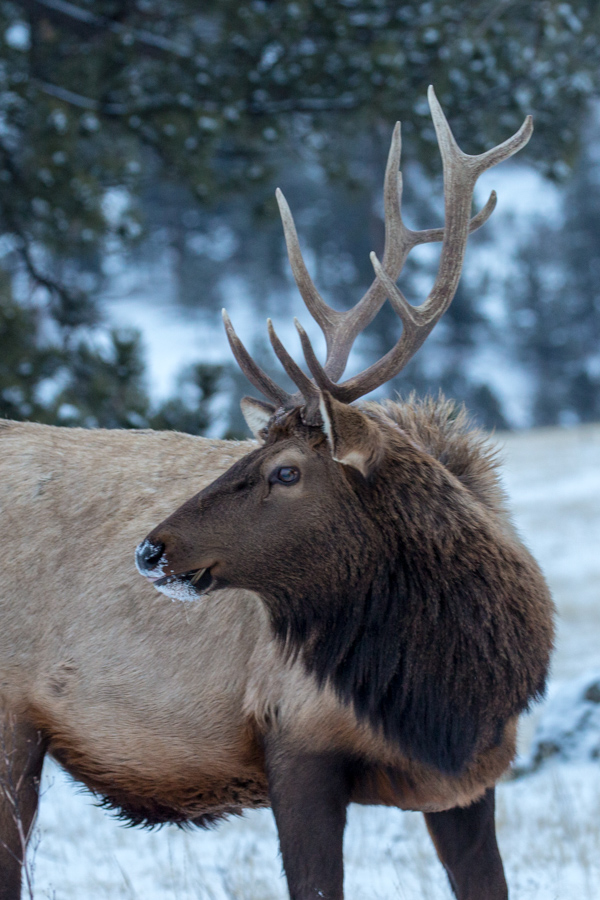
[29,424,600,900]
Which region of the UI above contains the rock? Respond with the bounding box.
[513,670,600,777]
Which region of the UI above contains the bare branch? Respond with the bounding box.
[37,80,128,115]
[19,0,191,58]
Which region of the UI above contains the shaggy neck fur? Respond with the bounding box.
[262,401,553,776]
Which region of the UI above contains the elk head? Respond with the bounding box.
[136,89,543,774]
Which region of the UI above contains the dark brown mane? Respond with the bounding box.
[366,394,511,520]
[259,398,552,776]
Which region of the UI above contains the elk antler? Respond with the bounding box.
[223,86,532,420]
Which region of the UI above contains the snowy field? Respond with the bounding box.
[29,423,600,899]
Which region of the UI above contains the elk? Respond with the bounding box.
[0,88,553,900]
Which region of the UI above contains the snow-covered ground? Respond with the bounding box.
[29,423,600,899]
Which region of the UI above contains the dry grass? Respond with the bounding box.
[496,765,600,900]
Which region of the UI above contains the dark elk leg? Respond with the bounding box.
[265,740,351,900]
[424,788,508,900]
[0,712,45,900]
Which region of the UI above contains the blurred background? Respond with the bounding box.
[4,6,600,895]
[1,0,600,438]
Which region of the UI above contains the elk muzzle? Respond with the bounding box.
[135,539,166,578]
[135,536,216,602]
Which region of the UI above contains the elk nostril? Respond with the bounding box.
[135,539,165,574]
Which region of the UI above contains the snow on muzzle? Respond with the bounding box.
[134,539,214,602]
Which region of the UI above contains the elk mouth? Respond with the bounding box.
[151,567,214,601]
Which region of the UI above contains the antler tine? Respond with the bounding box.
[369,253,420,327]
[276,189,341,340]
[267,318,319,402]
[294,319,335,396]
[222,309,295,408]
[299,87,533,404]
[276,123,406,384]
[427,85,533,179]
[327,121,404,352]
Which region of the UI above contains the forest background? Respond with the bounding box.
[1,0,600,438]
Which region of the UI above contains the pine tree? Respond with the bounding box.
[509,116,600,425]
[2,1,600,432]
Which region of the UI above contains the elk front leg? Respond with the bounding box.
[424,787,508,900]
[265,739,351,900]
[0,712,45,900]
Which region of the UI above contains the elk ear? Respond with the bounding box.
[319,392,384,478]
[240,397,275,441]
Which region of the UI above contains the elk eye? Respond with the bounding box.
[271,465,300,485]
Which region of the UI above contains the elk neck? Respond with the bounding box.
[260,412,551,777]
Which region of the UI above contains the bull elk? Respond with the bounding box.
[0,88,553,900]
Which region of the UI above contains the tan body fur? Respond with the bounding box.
[1,407,522,831]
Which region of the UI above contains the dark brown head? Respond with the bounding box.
[136,393,387,608]
[136,92,551,776]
